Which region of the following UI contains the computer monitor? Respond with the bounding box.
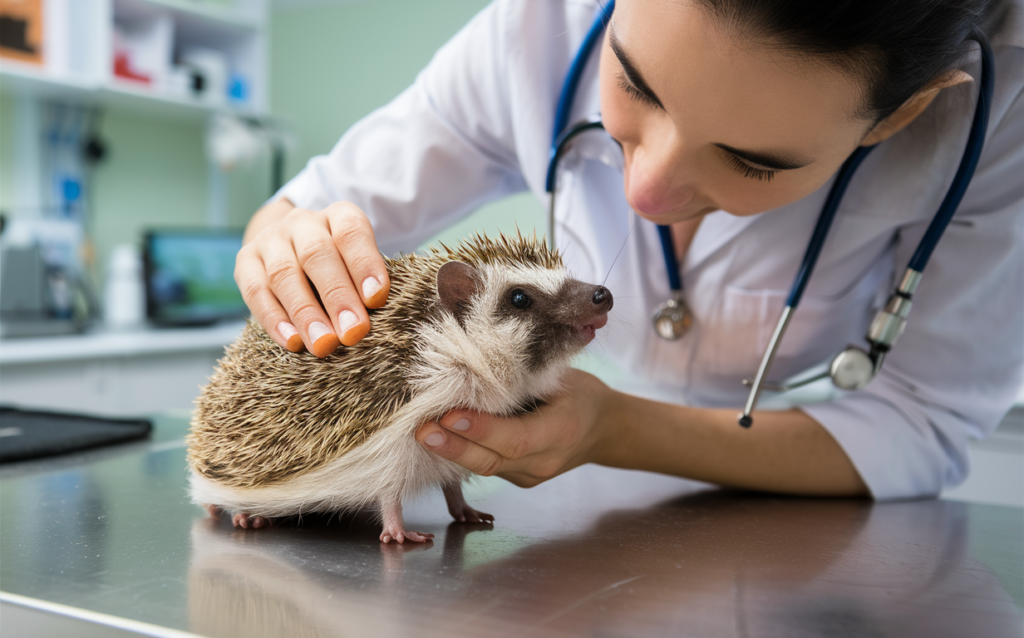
[143,228,248,326]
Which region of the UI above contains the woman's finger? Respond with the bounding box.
[235,248,304,352]
[415,423,508,477]
[290,213,370,347]
[437,410,544,461]
[260,225,340,358]
[325,202,391,310]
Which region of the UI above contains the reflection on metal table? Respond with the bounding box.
[1,413,1021,637]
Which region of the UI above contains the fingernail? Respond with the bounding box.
[424,432,445,447]
[362,276,382,301]
[309,321,340,357]
[339,310,358,333]
[452,418,471,431]
[338,310,369,346]
[277,322,303,352]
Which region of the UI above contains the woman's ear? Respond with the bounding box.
[861,70,973,146]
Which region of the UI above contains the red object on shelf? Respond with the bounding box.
[113,51,150,84]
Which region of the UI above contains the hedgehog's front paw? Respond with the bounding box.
[231,512,275,529]
[380,527,434,544]
[443,483,495,524]
[448,503,494,524]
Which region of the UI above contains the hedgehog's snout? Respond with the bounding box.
[562,281,612,347]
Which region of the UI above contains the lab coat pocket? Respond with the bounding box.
[710,274,881,381]
[708,287,787,378]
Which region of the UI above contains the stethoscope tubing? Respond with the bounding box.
[908,28,994,273]
[550,0,615,150]
[787,145,876,308]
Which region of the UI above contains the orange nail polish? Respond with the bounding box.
[340,322,370,347]
[312,333,341,358]
[285,334,304,352]
[366,286,389,309]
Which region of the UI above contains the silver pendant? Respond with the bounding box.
[652,294,692,340]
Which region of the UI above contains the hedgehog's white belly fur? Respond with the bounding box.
[188,394,469,518]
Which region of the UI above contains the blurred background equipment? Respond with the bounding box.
[103,243,145,328]
[0,0,44,66]
[0,216,97,338]
[143,228,248,326]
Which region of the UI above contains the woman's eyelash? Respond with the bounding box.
[725,153,778,182]
[616,69,778,183]
[617,71,660,109]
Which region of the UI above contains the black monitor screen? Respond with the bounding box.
[144,229,248,325]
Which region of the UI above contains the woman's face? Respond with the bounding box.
[599,0,876,223]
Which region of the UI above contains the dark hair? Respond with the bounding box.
[695,0,1010,121]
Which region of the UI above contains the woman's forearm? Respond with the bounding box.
[244,197,296,244]
[598,391,869,497]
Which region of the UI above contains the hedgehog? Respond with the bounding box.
[187,232,613,543]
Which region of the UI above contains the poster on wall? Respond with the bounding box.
[0,0,44,65]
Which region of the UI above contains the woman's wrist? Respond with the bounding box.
[587,384,642,470]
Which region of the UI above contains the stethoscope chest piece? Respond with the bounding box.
[652,294,693,340]
[829,347,876,391]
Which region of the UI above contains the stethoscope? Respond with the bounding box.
[545,0,994,427]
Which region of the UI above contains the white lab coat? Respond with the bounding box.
[279,0,1024,500]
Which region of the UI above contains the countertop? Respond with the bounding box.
[0,321,246,365]
[1,413,1021,638]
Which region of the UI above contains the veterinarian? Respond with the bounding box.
[236,0,1023,500]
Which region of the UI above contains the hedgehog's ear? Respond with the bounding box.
[436,261,480,327]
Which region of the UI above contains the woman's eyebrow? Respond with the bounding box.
[713,143,813,170]
[608,27,665,110]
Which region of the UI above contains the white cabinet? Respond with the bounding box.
[0,0,268,119]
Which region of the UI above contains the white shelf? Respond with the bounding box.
[0,321,245,365]
[0,63,262,120]
[0,61,94,96]
[0,0,267,119]
[123,0,265,29]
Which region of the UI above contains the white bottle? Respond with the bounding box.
[104,244,146,328]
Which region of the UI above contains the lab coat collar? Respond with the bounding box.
[995,0,1023,49]
[682,211,759,275]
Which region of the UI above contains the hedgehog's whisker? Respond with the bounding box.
[603,211,636,287]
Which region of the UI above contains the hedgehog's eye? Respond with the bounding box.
[509,288,531,309]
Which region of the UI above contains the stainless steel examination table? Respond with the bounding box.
[1,413,1021,638]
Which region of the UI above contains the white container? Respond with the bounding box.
[104,244,146,328]
[181,47,228,106]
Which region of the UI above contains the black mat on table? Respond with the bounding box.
[0,406,152,463]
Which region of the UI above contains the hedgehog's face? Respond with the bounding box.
[436,261,613,373]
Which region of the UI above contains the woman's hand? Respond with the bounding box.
[236,198,391,357]
[415,369,618,487]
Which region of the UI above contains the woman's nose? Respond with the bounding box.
[627,143,695,216]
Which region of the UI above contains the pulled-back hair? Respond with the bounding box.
[695,0,1010,120]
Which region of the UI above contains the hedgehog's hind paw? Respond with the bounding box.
[231,511,276,529]
[380,528,434,544]
[380,500,434,544]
